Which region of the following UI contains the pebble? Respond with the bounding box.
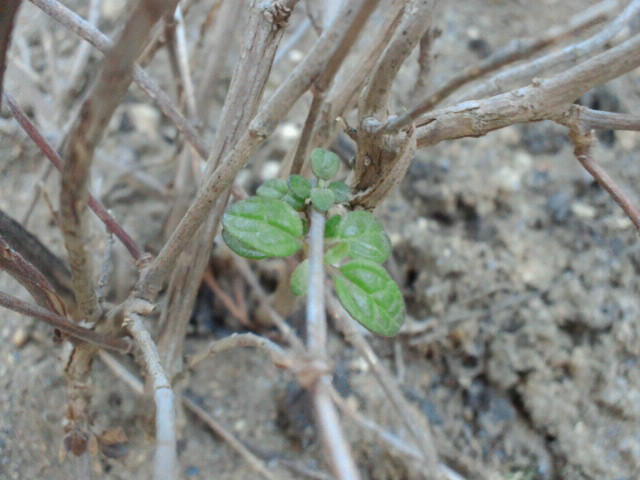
[126,104,160,137]
[11,327,28,348]
[570,201,597,220]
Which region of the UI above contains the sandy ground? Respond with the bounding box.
[2,1,640,479]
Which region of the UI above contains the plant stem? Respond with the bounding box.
[0,290,131,352]
[124,305,177,480]
[306,209,361,480]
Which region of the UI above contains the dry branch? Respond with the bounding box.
[0,0,22,107]
[372,0,618,135]
[569,129,640,234]
[290,0,380,174]
[415,32,640,148]
[328,295,442,477]
[124,305,177,480]
[0,208,75,307]
[156,0,296,382]
[458,0,640,102]
[4,92,144,262]
[0,289,130,352]
[60,0,180,323]
[98,350,281,480]
[352,0,436,209]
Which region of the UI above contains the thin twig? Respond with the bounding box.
[290,0,380,174]
[98,351,280,480]
[63,0,100,105]
[234,256,306,353]
[569,129,640,234]
[0,208,75,309]
[329,387,468,480]
[328,295,442,478]
[0,289,131,352]
[195,0,244,123]
[156,0,296,382]
[4,92,145,262]
[306,210,361,480]
[562,104,640,132]
[0,235,67,315]
[172,5,197,118]
[374,0,615,134]
[187,332,289,370]
[201,267,249,327]
[124,305,177,480]
[415,32,640,148]
[0,0,22,109]
[458,0,640,102]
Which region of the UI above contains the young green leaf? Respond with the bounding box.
[332,260,405,336]
[290,259,310,296]
[222,229,269,260]
[288,174,312,200]
[335,211,391,263]
[311,148,340,180]
[282,193,306,211]
[222,197,303,258]
[328,180,351,203]
[324,215,342,238]
[324,241,349,265]
[310,187,335,212]
[257,178,288,199]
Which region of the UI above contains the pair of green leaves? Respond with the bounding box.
[221,148,405,336]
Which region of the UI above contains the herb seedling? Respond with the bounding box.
[222,148,405,336]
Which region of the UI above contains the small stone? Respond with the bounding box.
[126,104,160,137]
[570,201,597,220]
[260,160,281,181]
[11,327,28,347]
[101,0,128,21]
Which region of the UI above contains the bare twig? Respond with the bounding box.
[569,128,640,234]
[306,210,361,480]
[373,0,616,135]
[329,387,468,480]
[0,235,67,315]
[171,6,197,118]
[290,0,380,174]
[61,0,180,323]
[28,0,210,163]
[234,256,306,353]
[305,0,406,155]
[124,305,177,480]
[328,295,442,478]
[4,92,145,262]
[458,0,640,102]
[201,267,249,327]
[0,0,22,108]
[415,32,640,148]
[195,0,244,123]
[0,208,75,308]
[156,0,296,383]
[98,350,280,480]
[187,332,289,370]
[352,0,436,209]
[181,397,278,480]
[560,104,640,132]
[0,289,131,352]
[63,0,100,105]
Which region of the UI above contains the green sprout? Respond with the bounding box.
[222,148,405,336]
